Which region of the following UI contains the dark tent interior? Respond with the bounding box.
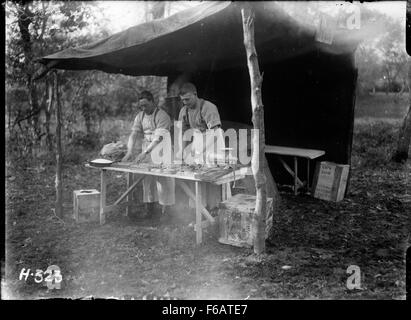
[38,1,360,186]
[181,50,357,185]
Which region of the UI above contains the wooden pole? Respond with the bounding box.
[195,181,202,245]
[46,79,54,151]
[241,5,267,254]
[54,71,63,217]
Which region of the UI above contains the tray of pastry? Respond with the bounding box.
[112,162,155,171]
[193,167,232,181]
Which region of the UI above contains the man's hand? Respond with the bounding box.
[135,151,148,163]
[122,153,133,162]
[182,143,194,162]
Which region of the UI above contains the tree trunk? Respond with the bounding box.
[45,80,54,151]
[17,4,42,145]
[28,81,41,140]
[392,63,411,162]
[385,68,391,95]
[54,72,63,217]
[241,6,267,254]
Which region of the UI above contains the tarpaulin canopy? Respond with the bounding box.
[38,1,360,77]
[37,1,363,178]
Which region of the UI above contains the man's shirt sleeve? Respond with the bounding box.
[156,110,171,130]
[153,110,171,140]
[202,102,222,129]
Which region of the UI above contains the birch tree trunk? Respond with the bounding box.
[54,72,63,217]
[45,80,54,151]
[241,6,267,254]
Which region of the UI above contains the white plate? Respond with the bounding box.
[91,158,113,164]
[89,159,114,167]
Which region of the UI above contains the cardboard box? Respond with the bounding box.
[312,162,350,202]
[73,189,100,222]
[218,193,273,248]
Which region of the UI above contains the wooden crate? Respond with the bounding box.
[218,194,273,248]
[73,189,100,223]
[312,161,350,202]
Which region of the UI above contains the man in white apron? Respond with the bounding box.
[122,91,175,218]
[177,82,225,209]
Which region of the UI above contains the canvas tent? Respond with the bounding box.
[38,1,361,185]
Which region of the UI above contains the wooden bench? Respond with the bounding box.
[265,145,325,195]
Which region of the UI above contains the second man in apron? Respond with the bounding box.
[177,82,225,210]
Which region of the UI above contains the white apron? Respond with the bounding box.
[139,111,175,206]
[180,106,224,211]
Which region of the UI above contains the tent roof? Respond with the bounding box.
[38,2,361,77]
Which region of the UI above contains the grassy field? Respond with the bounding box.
[354,93,408,121]
[3,93,410,300]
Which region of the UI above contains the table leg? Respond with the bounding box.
[126,173,133,217]
[278,157,304,188]
[195,181,202,245]
[307,159,310,193]
[178,180,215,223]
[100,169,107,225]
[226,182,232,199]
[294,157,298,195]
[73,191,78,222]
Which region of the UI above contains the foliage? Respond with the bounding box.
[5,1,109,157]
[99,125,123,146]
[355,7,409,95]
[276,2,408,96]
[68,131,100,149]
[63,146,86,165]
[5,1,167,159]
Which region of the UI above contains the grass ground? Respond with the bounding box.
[354,92,408,120]
[3,93,410,300]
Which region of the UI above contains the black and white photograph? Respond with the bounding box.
[3,0,410,303]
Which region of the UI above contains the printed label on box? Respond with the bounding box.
[313,162,349,202]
